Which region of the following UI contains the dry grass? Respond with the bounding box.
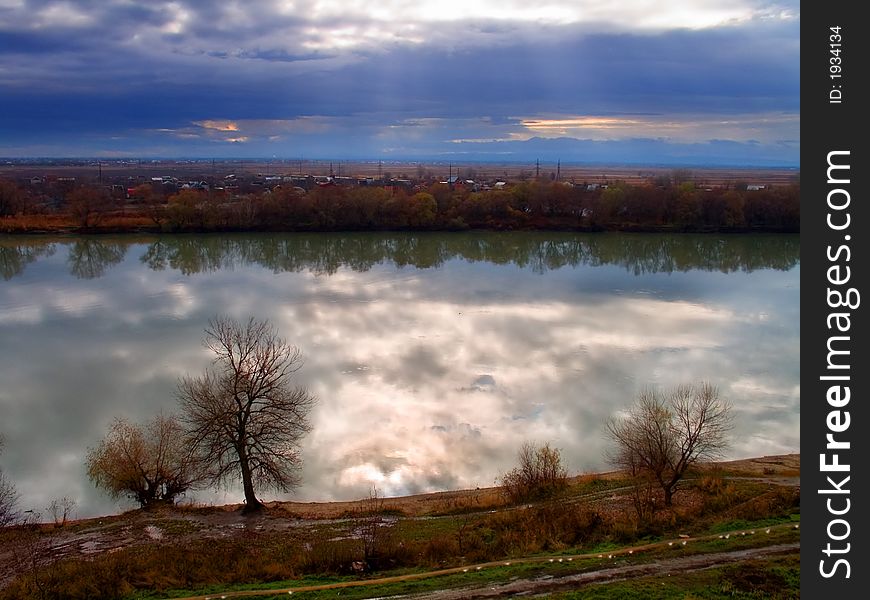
[1,213,155,233]
[267,486,508,520]
[695,454,800,478]
[1,214,74,232]
[0,455,800,599]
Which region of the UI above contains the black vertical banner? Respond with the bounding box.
[802,1,867,596]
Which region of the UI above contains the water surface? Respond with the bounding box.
[0,232,800,517]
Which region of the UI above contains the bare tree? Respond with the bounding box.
[178,316,316,513]
[0,472,16,527]
[606,382,732,506]
[1,444,18,526]
[46,497,77,528]
[86,414,199,508]
[355,486,392,570]
[67,186,112,228]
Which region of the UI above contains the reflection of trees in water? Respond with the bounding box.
[0,233,800,280]
[142,235,451,276]
[140,237,237,275]
[139,233,799,276]
[582,234,800,275]
[67,239,128,279]
[0,240,56,280]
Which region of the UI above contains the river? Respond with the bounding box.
[0,232,799,517]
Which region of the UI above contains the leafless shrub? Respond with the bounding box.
[499,441,568,503]
[6,511,59,600]
[46,497,76,528]
[354,486,395,571]
[0,437,19,527]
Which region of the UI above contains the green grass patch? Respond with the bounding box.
[125,573,358,599]
[550,552,800,599]
[706,513,800,534]
[124,526,801,600]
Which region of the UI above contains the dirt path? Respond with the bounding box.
[405,543,799,599]
[167,524,800,600]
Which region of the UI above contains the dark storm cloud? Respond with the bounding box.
[204,49,335,62]
[0,30,93,55]
[334,24,798,118]
[0,1,798,162]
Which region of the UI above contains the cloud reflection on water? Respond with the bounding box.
[0,233,799,517]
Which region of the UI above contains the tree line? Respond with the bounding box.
[2,177,799,233]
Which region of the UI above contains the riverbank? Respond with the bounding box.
[1,213,799,235]
[0,454,799,599]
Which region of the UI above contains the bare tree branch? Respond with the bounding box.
[606,383,732,506]
[0,436,19,527]
[178,316,316,513]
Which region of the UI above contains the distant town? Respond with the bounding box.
[2,157,798,189]
[0,158,799,234]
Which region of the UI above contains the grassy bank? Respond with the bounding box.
[0,455,799,600]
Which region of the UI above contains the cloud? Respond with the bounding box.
[195,120,239,132]
[1,1,800,70]
[0,1,798,162]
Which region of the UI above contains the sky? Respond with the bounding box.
[0,1,800,165]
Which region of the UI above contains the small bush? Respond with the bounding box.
[499,442,568,503]
[697,474,726,495]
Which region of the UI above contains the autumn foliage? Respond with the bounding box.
[499,442,568,503]
[85,415,200,508]
[1,177,799,233]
